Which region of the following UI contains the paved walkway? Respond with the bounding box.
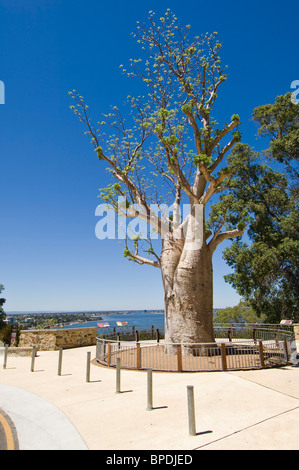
[0,345,298,450]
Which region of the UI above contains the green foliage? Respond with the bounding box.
[0,324,11,345]
[252,93,299,181]
[123,248,133,259]
[230,114,240,123]
[222,95,299,323]
[213,301,265,324]
[193,153,212,166]
[232,130,242,142]
[0,284,6,330]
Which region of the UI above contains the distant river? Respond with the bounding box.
[65,309,218,333]
[66,310,165,333]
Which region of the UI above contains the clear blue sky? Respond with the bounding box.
[0,0,298,312]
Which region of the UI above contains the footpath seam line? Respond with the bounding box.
[193,405,299,450]
[228,369,299,401]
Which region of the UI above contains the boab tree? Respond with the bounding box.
[70,11,246,346]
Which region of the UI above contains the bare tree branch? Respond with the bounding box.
[208,227,245,254]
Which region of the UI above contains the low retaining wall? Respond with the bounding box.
[0,347,33,357]
[19,327,97,351]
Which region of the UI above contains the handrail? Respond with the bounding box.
[97,324,294,343]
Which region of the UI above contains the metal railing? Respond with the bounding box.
[214,325,294,343]
[98,324,294,343]
[96,324,295,372]
[98,324,165,341]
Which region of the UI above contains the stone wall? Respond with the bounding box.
[18,327,97,351]
[294,324,299,340]
[0,347,33,357]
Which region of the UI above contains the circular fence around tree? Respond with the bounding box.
[96,324,296,372]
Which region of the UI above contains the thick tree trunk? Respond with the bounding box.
[161,235,215,349]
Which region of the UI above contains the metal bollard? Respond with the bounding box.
[116,357,121,393]
[86,351,91,382]
[58,348,63,376]
[146,369,153,410]
[3,345,8,369]
[187,385,196,436]
[156,329,160,343]
[31,346,36,372]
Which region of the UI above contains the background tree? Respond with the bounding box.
[213,301,265,324]
[0,325,12,346]
[222,94,299,323]
[70,11,249,346]
[253,93,299,185]
[0,284,6,330]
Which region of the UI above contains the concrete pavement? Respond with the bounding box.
[0,345,298,450]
